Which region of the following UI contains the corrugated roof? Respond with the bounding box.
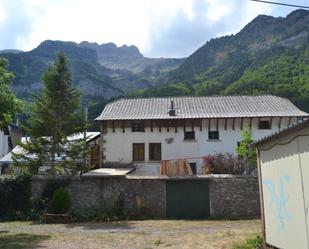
[95,95,309,121]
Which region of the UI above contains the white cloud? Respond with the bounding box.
[0,0,290,57]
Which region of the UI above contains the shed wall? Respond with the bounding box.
[259,126,309,249]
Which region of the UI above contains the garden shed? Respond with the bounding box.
[255,119,309,249]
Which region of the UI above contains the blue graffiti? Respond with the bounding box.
[263,175,291,232]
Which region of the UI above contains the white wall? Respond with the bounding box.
[103,117,297,175]
[258,126,309,249]
[0,130,9,159]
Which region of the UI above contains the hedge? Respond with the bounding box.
[0,174,31,218]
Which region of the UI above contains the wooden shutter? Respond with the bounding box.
[133,143,145,161]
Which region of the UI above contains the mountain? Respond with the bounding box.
[136,9,309,112]
[80,41,185,78]
[2,8,309,121]
[0,40,184,102]
[0,49,23,54]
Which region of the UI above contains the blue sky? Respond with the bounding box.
[0,0,307,58]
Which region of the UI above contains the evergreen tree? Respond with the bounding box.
[14,52,88,175]
[0,58,23,129]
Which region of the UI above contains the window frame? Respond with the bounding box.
[132,143,145,161]
[149,143,162,161]
[258,120,271,130]
[184,131,195,140]
[189,163,197,175]
[132,122,145,132]
[208,131,219,140]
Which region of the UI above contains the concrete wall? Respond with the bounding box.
[102,117,296,175]
[31,175,259,219]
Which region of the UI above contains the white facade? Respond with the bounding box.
[102,117,297,175]
[0,130,9,159]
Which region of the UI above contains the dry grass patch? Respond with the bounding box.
[0,220,261,249]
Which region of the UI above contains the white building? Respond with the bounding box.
[0,130,9,160]
[0,132,100,175]
[95,95,309,175]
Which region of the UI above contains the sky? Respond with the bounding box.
[0,0,307,58]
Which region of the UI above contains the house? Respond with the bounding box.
[255,118,309,249]
[95,95,309,176]
[0,132,100,175]
[0,125,22,160]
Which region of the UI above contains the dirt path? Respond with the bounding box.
[0,220,261,249]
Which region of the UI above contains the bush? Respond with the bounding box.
[41,179,70,201]
[234,235,263,249]
[203,153,256,175]
[0,174,31,219]
[48,188,71,214]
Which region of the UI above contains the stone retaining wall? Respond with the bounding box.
[31,175,259,218]
[209,176,260,218]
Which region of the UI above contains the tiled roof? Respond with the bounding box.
[95,95,309,121]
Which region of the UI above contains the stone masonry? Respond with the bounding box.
[31,175,260,218]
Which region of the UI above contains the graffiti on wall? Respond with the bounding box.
[263,175,291,231]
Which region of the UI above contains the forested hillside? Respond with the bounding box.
[132,9,309,112]
[1,9,309,123]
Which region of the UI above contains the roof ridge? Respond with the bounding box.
[112,94,279,101]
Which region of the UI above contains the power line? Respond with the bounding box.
[250,0,309,9]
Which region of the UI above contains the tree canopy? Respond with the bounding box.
[14,52,88,175]
[0,58,23,129]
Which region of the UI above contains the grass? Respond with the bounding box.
[233,235,263,249]
[0,233,50,249]
[0,220,261,249]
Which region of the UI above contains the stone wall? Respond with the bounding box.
[209,176,260,218]
[31,175,259,219]
[31,176,166,217]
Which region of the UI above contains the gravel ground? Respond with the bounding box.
[0,220,261,249]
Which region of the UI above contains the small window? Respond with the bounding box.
[259,120,271,129]
[133,143,145,161]
[189,163,197,175]
[149,143,161,161]
[184,131,195,140]
[208,131,219,140]
[132,122,145,132]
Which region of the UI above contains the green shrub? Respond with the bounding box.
[48,188,71,214]
[41,179,70,201]
[234,235,263,249]
[0,174,31,219]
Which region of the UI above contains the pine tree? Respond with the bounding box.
[14,52,88,175]
[0,58,23,129]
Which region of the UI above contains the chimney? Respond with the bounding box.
[168,101,176,116]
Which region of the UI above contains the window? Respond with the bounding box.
[133,143,145,161]
[149,143,161,161]
[184,131,195,140]
[189,163,197,175]
[258,120,271,130]
[208,131,219,140]
[132,122,145,132]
